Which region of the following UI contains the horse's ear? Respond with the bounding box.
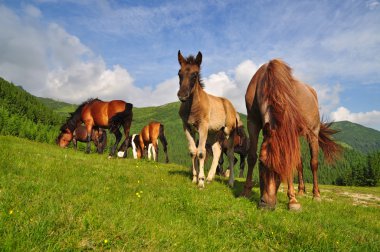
[178,50,186,66]
[195,51,202,66]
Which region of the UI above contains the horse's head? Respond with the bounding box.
[177,50,203,102]
[56,127,73,148]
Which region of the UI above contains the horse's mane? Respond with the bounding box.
[259,59,307,179]
[60,98,102,132]
[185,55,205,89]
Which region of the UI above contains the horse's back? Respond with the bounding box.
[207,94,237,132]
[295,81,320,132]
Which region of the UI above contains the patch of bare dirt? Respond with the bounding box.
[339,192,380,207]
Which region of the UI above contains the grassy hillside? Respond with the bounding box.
[0,136,379,251]
[37,97,77,118]
[333,121,380,154]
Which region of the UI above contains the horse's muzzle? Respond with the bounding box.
[177,95,189,102]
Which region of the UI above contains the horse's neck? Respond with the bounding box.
[180,85,208,123]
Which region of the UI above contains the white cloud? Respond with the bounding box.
[311,83,342,117]
[331,107,380,130]
[203,60,258,113]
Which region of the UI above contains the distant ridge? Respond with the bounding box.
[332,121,380,154]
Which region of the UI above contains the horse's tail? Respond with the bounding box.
[158,123,169,163]
[109,103,133,133]
[318,122,342,164]
[259,59,306,179]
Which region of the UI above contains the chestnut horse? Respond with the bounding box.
[57,98,133,157]
[242,59,341,210]
[57,125,107,153]
[139,121,169,163]
[117,122,169,163]
[177,51,238,188]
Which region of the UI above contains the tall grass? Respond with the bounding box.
[1,136,379,251]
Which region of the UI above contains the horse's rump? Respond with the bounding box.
[108,102,133,132]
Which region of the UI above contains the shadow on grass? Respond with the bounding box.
[168,168,261,204]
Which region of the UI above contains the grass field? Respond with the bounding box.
[0,136,379,251]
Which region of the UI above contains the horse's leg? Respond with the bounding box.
[73,138,77,150]
[159,135,169,163]
[85,123,93,154]
[241,120,261,198]
[217,153,224,176]
[239,153,246,178]
[153,140,158,162]
[287,175,301,211]
[226,139,236,187]
[120,119,132,158]
[258,161,281,209]
[297,158,306,195]
[110,129,122,158]
[206,141,222,183]
[309,135,321,201]
[197,123,208,188]
[183,125,198,183]
[151,142,158,161]
[147,144,152,160]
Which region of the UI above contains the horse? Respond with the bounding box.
[216,124,249,178]
[117,134,142,159]
[117,122,169,163]
[177,50,238,188]
[56,125,107,153]
[72,125,107,153]
[241,59,341,210]
[57,98,133,157]
[138,121,169,163]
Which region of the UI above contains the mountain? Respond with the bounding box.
[333,121,380,154]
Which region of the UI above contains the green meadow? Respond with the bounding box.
[1,136,379,251]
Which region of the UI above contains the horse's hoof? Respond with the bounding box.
[228,181,234,188]
[108,155,113,159]
[288,202,302,211]
[258,200,276,210]
[224,169,230,178]
[198,178,205,189]
[297,190,305,196]
[206,178,212,184]
[192,176,198,184]
[313,196,322,202]
[240,190,252,198]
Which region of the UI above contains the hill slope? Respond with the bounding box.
[333,121,380,154]
[1,136,379,251]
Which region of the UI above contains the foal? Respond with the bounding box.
[177,51,238,188]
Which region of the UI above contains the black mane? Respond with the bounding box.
[60,98,101,132]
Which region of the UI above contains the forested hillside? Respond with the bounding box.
[0,78,64,143]
[333,121,380,154]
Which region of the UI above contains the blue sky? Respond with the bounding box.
[0,0,379,130]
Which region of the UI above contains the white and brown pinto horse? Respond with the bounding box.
[177,51,238,188]
[117,122,169,163]
[242,59,341,210]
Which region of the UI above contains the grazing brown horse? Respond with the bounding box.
[138,121,169,163]
[242,59,341,210]
[57,125,107,153]
[177,51,238,188]
[73,126,107,153]
[57,98,133,157]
